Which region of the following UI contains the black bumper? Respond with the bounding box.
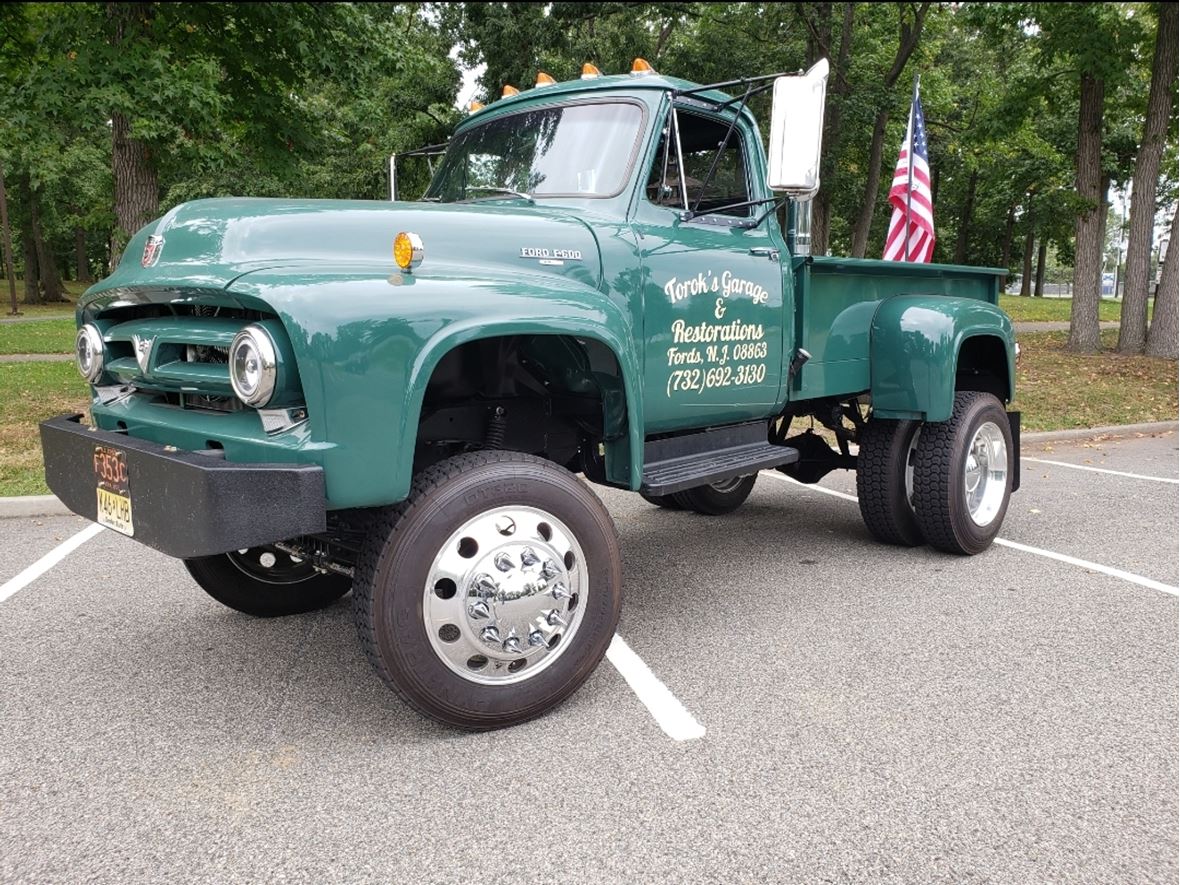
[40,414,327,559]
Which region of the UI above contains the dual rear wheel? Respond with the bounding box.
[857,391,1014,555]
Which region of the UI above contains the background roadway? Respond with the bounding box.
[1,432,1176,883]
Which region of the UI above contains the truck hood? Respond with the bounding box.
[89,197,604,303]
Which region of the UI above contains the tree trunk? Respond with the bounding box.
[110,110,159,266]
[954,169,978,264]
[27,184,66,302]
[0,159,17,315]
[1145,207,1178,358]
[809,2,853,256]
[21,229,40,304]
[1019,225,1034,297]
[849,2,930,258]
[1068,72,1106,352]
[999,203,1017,288]
[1119,2,1178,353]
[1034,238,1047,297]
[74,227,91,283]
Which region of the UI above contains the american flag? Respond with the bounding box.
[883,90,935,262]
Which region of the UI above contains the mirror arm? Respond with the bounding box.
[679,196,778,223]
[746,196,789,230]
[690,85,752,214]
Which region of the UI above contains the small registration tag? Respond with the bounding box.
[93,445,134,536]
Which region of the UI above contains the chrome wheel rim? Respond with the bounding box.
[423,506,586,685]
[904,426,921,509]
[709,475,747,494]
[227,546,316,585]
[964,421,1008,526]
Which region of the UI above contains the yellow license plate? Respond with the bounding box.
[94,445,134,536]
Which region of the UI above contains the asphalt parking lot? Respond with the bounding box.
[1,431,1177,883]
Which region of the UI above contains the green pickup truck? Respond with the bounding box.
[43,60,1018,729]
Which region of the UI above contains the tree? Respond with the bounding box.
[1119,2,1178,353]
[1145,206,1178,358]
[847,2,930,258]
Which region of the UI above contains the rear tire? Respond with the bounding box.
[856,417,924,546]
[352,451,622,730]
[912,392,1013,555]
[184,547,351,617]
[672,475,757,515]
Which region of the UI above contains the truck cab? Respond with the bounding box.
[43,60,1018,730]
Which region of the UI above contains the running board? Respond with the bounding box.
[640,421,799,497]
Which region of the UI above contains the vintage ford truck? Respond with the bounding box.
[43,60,1018,729]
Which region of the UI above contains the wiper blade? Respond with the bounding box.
[463,186,535,204]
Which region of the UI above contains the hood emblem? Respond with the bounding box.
[142,234,165,268]
[132,335,155,373]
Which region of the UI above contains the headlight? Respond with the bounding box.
[75,324,104,382]
[228,325,278,407]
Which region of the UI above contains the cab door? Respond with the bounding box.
[633,105,788,434]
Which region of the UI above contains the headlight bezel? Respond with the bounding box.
[228,324,278,407]
[75,324,105,383]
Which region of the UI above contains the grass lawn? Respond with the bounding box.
[0,318,76,354]
[999,294,1149,323]
[1,279,85,318]
[0,361,90,496]
[0,330,1175,497]
[1012,329,1178,431]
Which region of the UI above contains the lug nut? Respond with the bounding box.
[468,600,491,620]
[520,547,540,567]
[549,582,570,600]
[546,610,568,628]
[494,553,514,572]
[541,560,559,580]
[473,574,498,598]
[502,635,523,655]
[480,626,501,645]
[528,630,547,647]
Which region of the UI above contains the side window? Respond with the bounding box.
[644,110,752,216]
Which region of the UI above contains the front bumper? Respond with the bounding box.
[40,414,327,559]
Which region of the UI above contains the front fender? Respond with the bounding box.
[230,265,643,507]
[870,296,1015,423]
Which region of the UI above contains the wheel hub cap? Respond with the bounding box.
[425,506,585,685]
[964,421,1008,526]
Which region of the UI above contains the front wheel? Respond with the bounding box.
[352,451,622,730]
[184,546,351,617]
[672,475,758,515]
[912,392,1014,555]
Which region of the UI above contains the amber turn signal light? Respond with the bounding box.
[394,231,424,272]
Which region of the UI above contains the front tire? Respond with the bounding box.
[184,546,351,617]
[352,451,622,730]
[672,475,757,515]
[912,392,1014,555]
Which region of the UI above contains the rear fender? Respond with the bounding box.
[870,295,1015,422]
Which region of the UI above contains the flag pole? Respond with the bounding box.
[904,73,919,262]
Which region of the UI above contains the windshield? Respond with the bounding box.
[425,102,644,202]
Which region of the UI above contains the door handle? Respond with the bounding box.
[748,247,780,262]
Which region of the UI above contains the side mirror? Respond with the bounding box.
[766,59,830,197]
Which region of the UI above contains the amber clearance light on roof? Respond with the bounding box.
[501,84,520,97]
[581,63,602,79]
[631,58,656,76]
[467,100,484,112]
[535,71,556,87]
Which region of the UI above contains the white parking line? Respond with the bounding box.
[763,472,1180,597]
[606,633,706,741]
[0,523,105,606]
[1023,457,1179,484]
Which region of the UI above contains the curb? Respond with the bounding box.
[0,420,1175,519]
[0,494,72,519]
[1023,420,1178,444]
